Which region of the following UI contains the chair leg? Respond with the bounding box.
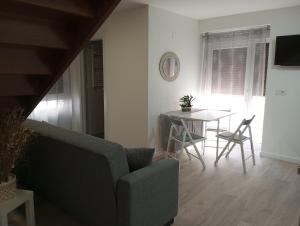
[225,143,236,158]
[216,119,220,161]
[215,140,231,164]
[166,141,171,158]
[166,127,173,158]
[203,122,207,155]
[250,139,255,165]
[248,127,256,166]
[192,142,206,169]
[201,140,206,157]
[240,143,247,174]
[228,115,231,152]
[184,147,192,160]
[181,132,187,154]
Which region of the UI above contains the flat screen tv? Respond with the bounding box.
[275,34,300,66]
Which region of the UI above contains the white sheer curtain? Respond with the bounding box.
[200,26,270,144]
[29,53,85,133]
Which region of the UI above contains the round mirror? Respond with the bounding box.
[159,52,180,81]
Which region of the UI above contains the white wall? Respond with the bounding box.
[94,6,200,148]
[199,6,300,163]
[94,7,149,147]
[148,6,201,147]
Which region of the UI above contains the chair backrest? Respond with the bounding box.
[169,116,184,127]
[242,116,255,126]
[168,116,191,137]
[232,115,255,137]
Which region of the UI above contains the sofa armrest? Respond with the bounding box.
[117,159,179,226]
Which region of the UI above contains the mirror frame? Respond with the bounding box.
[159,52,180,81]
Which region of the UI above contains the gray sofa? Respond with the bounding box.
[19,120,179,226]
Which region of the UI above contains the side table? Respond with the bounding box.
[0,189,35,226]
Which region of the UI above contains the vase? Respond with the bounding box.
[0,175,16,202]
[181,106,192,112]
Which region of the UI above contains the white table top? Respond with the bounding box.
[0,189,33,211]
[0,189,35,226]
[164,109,233,122]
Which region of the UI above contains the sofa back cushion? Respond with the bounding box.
[24,120,129,226]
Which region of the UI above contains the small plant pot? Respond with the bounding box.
[181,106,192,112]
[0,175,16,202]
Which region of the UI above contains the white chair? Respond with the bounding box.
[166,116,206,169]
[215,115,255,174]
[204,109,231,153]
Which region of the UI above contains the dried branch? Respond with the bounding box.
[0,108,33,183]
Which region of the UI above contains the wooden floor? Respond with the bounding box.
[173,145,300,226]
[8,145,300,226]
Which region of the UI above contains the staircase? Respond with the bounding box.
[0,0,120,116]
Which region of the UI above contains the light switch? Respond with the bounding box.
[275,89,287,96]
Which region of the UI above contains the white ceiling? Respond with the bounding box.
[116,0,300,19]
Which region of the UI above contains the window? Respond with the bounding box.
[200,26,270,144]
[253,43,269,96]
[212,47,247,95]
[210,43,269,97]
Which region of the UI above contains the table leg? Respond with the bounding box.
[0,213,8,226]
[203,121,206,155]
[216,119,220,161]
[25,195,35,226]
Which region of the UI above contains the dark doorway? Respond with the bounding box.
[84,40,104,138]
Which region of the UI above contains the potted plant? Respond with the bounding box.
[0,108,32,202]
[179,95,195,112]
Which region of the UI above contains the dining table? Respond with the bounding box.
[163,109,234,161]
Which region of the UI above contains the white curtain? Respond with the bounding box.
[29,53,85,133]
[200,26,270,144]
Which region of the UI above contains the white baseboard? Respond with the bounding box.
[260,151,300,164]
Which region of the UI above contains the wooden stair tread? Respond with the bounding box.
[13,0,95,18]
[0,75,38,96]
[0,0,121,115]
[0,97,20,108]
[0,18,69,49]
[0,48,51,75]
